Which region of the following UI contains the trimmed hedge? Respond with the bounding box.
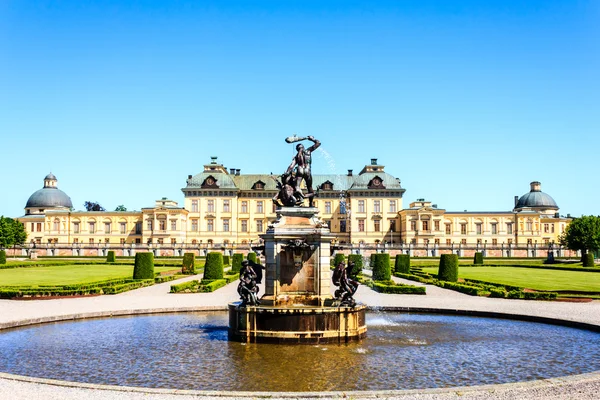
[473,252,484,265]
[583,253,595,267]
[223,255,230,266]
[371,253,391,281]
[0,250,6,265]
[102,280,154,294]
[133,252,155,279]
[348,254,363,278]
[333,253,346,268]
[204,252,224,280]
[438,254,459,282]
[224,272,240,284]
[231,253,244,274]
[394,254,410,274]
[182,252,195,274]
[371,280,426,295]
[106,251,116,263]
[395,272,434,284]
[247,252,257,263]
[170,278,228,293]
[437,281,489,296]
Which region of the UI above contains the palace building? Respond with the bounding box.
[16,157,572,257]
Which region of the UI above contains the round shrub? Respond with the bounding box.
[204,252,224,280]
[231,253,244,274]
[333,253,346,267]
[371,253,391,281]
[438,254,459,282]
[347,254,363,278]
[473,252,484,265]
[223,255,230,266]
[247,252,257,264]
[0,250,6,265]
[133,252,155,279]
[106,250,116,263]
[582,252,595,267]
[182,252,196,274]
[394,254,410,274]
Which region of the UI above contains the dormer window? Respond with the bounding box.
[368,176,385,189]
[201,176,219,188]
[252,180,266,190]
[321,181,334,191]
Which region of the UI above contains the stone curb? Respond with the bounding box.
[1,305,600,399]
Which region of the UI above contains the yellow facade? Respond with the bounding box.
[16,161,572,256]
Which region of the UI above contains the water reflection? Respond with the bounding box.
[0,312,598,391]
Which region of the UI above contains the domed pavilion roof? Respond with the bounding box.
[25,173,73,212]
[514,181,558,211]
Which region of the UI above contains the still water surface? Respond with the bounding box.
[1,312,599,391]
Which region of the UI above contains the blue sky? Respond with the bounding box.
[1,0,598,217]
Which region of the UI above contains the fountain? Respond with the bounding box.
[228,135,367,343]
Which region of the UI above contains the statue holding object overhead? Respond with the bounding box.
[284,135,321,207]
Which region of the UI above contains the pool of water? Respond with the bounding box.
[0,312,599,391]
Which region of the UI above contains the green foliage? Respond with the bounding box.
[347,254,363,278]
[0,250,5,265]
[371,280,426,294]
[394,272,434,284]
[106,251,116,263]
[223,255,230,265]
[170,278,227,293]
[133,252,155,279]
[371,253,391,281]
[333,253,346,267]
[231,253,244,273]
[182,253,195,274]
[560,215,600,254]
[84,201,105,211]
[114,205,127,211]
[0,216,27,249]
[582,253,595,267]
[438,254,459,282]
[473,252,484,265]
[436,281,488,296]
[247,252,257,263]
[204,252,224,280]
[394,254,410,274]
[224,272,240,284]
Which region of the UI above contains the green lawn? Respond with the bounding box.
[0,265,179,286]
[421,266,600,292]
[411,258,548,267]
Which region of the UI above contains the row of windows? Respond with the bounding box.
[355,200,397,213]
[357,220,396,233]
[407,221,515,235]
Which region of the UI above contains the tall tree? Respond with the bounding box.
[0,216,27,248]
[84,201,105,211]
[115,205,127,211]
[560,215,600,258]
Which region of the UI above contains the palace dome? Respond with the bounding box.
[514,181,558,211]
[25,173,73,212]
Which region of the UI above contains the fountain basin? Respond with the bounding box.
[228,303,367,343]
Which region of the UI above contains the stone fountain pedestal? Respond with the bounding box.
[228,207,367,343]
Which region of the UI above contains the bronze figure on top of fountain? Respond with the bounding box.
[284,135,321,207]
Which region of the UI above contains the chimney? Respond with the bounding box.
[371,158,377,165]
[514,196,519,207]
[236,169,241,176]
[188,175,192,180]
[530,181,541,192]
[229,168,235,174]
[347,169,353,176]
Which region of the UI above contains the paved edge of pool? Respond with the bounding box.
[1,305,600,399]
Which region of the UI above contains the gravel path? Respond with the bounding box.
[1,273,600,400]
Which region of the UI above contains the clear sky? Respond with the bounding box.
[1,0,598,218]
